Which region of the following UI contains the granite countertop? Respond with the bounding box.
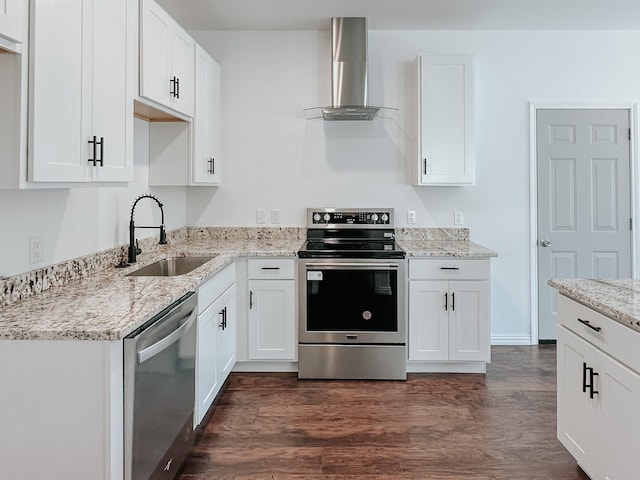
[0,229,496,342]
[548,278,640,333]
[399,240,497,258]
[0,238,303,341]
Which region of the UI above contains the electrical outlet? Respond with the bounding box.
[29,236,43,264]
[256,209,266,224]
[271,209,281,224]
[407,211,416,224]
[454,211,464,225]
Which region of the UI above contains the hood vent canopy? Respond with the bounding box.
[304,17,397,121]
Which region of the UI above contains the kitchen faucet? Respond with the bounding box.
[128,194,167,263]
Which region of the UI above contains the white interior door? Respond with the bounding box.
[537,108,632,340]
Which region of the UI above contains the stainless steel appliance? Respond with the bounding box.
[303,18,397,120]
[297,208,407,380]
[124,292,197,480]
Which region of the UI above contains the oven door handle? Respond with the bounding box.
[305,262,399,269]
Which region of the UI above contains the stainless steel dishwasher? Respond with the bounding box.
[124,292,197,480]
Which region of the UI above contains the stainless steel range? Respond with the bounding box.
[297,208,407,380]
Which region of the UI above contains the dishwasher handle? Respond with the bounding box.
[137,309,196,364]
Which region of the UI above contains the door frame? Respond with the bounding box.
[529,101,640,344]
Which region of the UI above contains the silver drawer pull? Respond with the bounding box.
[440,267,460,270]
[577,318,602,333]
[261,267,281,270]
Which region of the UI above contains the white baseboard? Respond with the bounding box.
[233,361,298,373]
[490,334,533,345]
[406,362,487,374]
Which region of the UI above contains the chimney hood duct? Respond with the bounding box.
[304,17,397,121]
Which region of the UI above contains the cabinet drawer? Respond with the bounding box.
[409,259,489,280]
[198,263,236,313]
[558,295,640,374]
[248,258,295,280]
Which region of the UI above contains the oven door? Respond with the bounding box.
[298,259,406,344]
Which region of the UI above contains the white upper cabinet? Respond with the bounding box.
[91,0,134,182]
[149,45,222,187]
[417,54,475,186]
[140,0,195,117]
[0,0,25,46]
[193,45,221,185]
[28,0,134,183]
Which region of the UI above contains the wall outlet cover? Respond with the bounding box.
[256,209,266,224]
[29,236,43,264]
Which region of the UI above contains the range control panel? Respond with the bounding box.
[308,208,394,227]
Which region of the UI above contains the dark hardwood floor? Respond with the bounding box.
[178,345,590,479]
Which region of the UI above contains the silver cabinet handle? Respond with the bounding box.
[539,239,552,247]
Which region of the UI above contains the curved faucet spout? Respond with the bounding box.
[128,194,168,264]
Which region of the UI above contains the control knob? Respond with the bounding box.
[381,213,389,222]
[313,213,321,222]
[371,213,379,222]
[323,213,331,222]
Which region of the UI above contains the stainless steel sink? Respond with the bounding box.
[126,256,215,277]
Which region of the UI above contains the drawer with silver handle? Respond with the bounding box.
[248,258,295,279]
[409,258,489,280]
[557,294,640,375]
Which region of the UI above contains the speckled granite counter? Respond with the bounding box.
[0,226,496,341]
[395,227,496,258]
[0,237,303,341]
[548,278,640,333]
[398,240,497,258]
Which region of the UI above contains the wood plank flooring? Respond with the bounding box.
[178,345,590,479]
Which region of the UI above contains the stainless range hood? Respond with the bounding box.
[304,17,397,121]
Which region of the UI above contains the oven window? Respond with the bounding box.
[306,269,398,331]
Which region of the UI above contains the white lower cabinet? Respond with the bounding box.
[557,295,640,480]
[247,259,296,361]
[195,263,236,426]
[408,259,490,369]
[409,280,489,361]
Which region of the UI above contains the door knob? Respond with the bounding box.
[539,239,552,247]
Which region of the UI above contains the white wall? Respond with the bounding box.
[188,29,640,343]
[0,119,187,277]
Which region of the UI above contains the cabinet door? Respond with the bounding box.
[91,0,133,182]
[408,280,449,361]
[556,327,601,479]
[29,0,90,182]
[140,0,171,107]
[418,54,475,185]
[0,0,24,44]
[248,280,296,360]
[217,285,236,382]
[598,347,640,480]
[448,281,489,362]
[196,294,221,426]
[170,24,195,117]
[193,46,221,185]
